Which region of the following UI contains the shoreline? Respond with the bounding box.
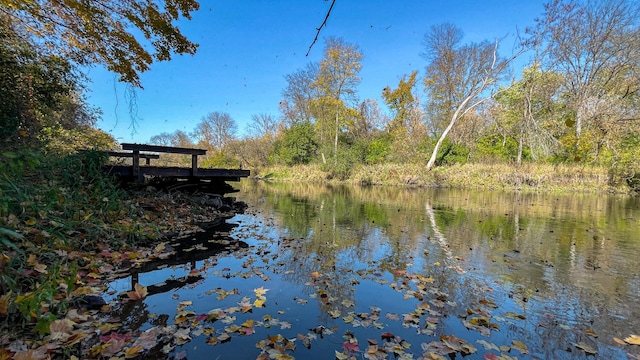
[251,163,632,195]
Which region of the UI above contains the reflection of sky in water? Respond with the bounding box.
[104,184,639,360]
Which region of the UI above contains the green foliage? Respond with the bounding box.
[604,134,640,191]
[0,150,131,335]
[365,133,392,164]
[0,17,102,150]
[273,122,319,166]
[474,133,531,163]
[202,151,241,169]
[433,138,470,166]
[40,125,116,156]
[382,71,419,130]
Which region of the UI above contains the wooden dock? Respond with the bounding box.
[103,143,250,183]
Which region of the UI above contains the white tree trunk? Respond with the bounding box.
[426,94,477,170]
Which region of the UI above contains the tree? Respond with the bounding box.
[273,121,318,165]
[281,63,318,126]
[382,71,428,162]
[149,130,193,147]
[493,64,563,164]
[248,113,279,140]
[0,15,102,149]
[0,0,199,87]
[311,37,363,164]
[382,71,421,131]
[422,23,521,170]
[192,112,237,150]
[532,0,640,152]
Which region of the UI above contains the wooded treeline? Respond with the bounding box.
[148,0,640,188]
[0,0,638,189]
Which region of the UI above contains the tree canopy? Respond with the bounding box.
[0,0,200,87]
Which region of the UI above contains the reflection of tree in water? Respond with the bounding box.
[238,181,640,358]
[113,298,152,333]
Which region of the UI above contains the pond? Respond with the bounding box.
[106,180,640,359]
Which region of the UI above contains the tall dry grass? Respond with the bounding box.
[254,162,620,193]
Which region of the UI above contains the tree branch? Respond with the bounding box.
[306,0,336,56]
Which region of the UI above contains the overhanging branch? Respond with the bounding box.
[306,0,336,56]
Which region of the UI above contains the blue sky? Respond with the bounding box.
[86,0,547,144]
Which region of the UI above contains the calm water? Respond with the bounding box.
[107,180,640,359]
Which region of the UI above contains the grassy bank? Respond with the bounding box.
[254,162,625,193]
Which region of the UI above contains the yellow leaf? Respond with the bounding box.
[511,340,528,354]
[27,254,38,266]
[625,334,640,345]
[254,287,269,298]
[253,297,265,307]
[124,345,144,358]
[0,293,11,316]
[25,218,37,226]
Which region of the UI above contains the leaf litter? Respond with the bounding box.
[3,197,639,360]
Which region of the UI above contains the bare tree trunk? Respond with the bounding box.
[426,95,478,170]
[334,111,339,166]
[517,125,524,166]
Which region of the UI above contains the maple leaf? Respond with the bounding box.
[343,340,361,353]
[49,319,75,341]
[133,329,159,350]
[101,338,127,357]
[254,297,265,307]
[126,283,148,300]
[254,286,269,297]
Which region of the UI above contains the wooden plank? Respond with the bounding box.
[104,165,249,181]
[108,151,159,165]
[121,143,206,155]
[132,150,141,182]
[192,154,198,176]
[107,151,160,159]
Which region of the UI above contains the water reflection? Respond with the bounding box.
[105,180,639,359]
[237,181,640,359]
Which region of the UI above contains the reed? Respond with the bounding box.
[254,162,620,193]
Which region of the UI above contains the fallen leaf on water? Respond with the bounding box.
[476,340,500,351]
[126,283,148,300]
[254,287,269,297]
[625,334,640,345]
[574,342,597,354]
[511,340,528,354]
[613,337,626,345]
[254,297,265,307]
